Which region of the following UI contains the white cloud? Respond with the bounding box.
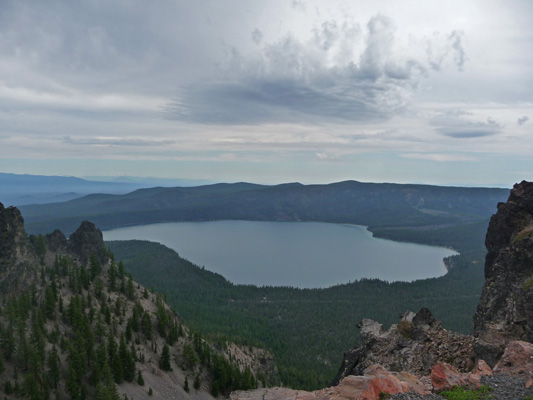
[402,153,476,162]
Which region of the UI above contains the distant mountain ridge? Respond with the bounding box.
[20,180,509,240]
[0,172,211,206]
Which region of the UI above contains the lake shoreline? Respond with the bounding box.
[103,220,457,288]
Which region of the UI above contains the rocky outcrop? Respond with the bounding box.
[44,229,68,253]
[331,308,474,386]
[473,180,533,366]
[0,202,38,290]
[68,220,107,264]
[231,364,416,400]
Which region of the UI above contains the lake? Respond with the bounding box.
[103,220,457,288]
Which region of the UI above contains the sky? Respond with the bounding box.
[0,0,532,187]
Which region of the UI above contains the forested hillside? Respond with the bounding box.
[20,181,508,240]
[108,240,485,390]
[0,204,277,400]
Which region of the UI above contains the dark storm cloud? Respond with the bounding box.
[167,15,429,125]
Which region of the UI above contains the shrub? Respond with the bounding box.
[397,320,413,339]
[440,385,493,400]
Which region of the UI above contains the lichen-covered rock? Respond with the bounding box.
[473,181,533,366]
[331,308,474,386]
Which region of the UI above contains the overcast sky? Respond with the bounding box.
[0,0,531,186]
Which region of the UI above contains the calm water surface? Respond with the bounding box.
[103,221,457,288]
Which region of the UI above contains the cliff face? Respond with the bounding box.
[0,202,38,290]
[473,180,533,366]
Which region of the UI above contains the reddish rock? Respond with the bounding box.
[392,371,430,395]
[430,362,466,392]
[466,359,493,388]
[494,340,533,375]
[356,365,409,400]
[335,375,373,399]
[526,378,533,389]
[360,376,409,400]
[474,360,493,376]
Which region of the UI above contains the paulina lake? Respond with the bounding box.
[103,221,457,288]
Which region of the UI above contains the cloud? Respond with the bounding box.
[449,31,466,71]
[167,14,438,125]
[402,153,476,162]
[432,111,502,139]
[251,28,263,45]
[426,30,467,72]
[518,115,529,125]
[290,0,306,12]
[62,136,175,147]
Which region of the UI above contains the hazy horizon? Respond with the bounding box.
[0,171,512,189]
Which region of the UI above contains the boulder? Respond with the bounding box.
[466,359,493,388]
[392,371,430,395]
[430,362,466,392]
[494,340,533,375]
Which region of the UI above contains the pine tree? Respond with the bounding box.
[167,320,179,345]
[119,335,135,382]
[159,344,172,371]
[108,262,117,292]
[126,277,135,300]
[137,370,144,386]
[194,374,201,390]
[66,365,81,400]
[47,346,61,389]
[141,312,152,340]
[108,334,123,384]
[184,376,190,393]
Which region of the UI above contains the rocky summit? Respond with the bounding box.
[331,308,475,386]
[473,180,533,366]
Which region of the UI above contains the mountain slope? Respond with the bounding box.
[0,203,277,400]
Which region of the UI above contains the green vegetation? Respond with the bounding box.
[20,181,507,236]
[523,277,533,292]
[0,244,261,399]
[397,320,413,339]
[511,227,533,245]
[440,385,493,400]
[108,239,486,390]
